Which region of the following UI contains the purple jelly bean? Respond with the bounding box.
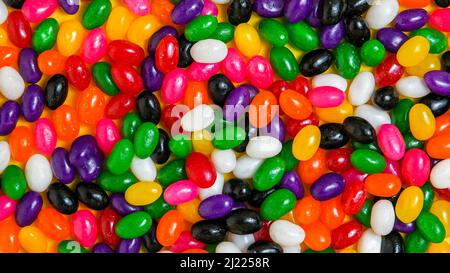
[424,70,450,96]
[148,26,179,55]
[58,0,79,14]
[117,238,141,253]
[394,8,428,31]
[223,85,251,122]
[15,192,43,227]
[111,193,142,216]
[21,84,45,122]
[171,0,204,25]
[394,218,416,233]
[92,243,115,253]
[283,0,313,23]
[307,0,322,28]
[310,173,344,201]
[232,202,247,211]
[244,84,259,100]
[253,0,285,18]
[260,115,285,142]
[51,147,76,184]
[320,20,345,49]
[278,171,304,199]
[69,135,104,182]
[376,28,408,53]
[141,56,164,92]
[0,100,20,136]
[198,194,234,219]
[18,48,42,84]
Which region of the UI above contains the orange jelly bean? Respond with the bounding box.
[183,81,211,109]
[279,89,313,120]
[0,217,20,253]
[177,198,203,223]
[293,196,321,225]
[398,0,430,8]
[426,133,450,159]
[151,0,176,27]
[249,90,278,128]
[364,173,402,197]
[37,50,66,75]
[9,126,35,162]
[52,104,80,141]
[434,113,450,136]
[303,221,331,251]
[0,46,18,67]
[76,86,107,125]
[320,196,345,229]
[36,208,71,241]
[156,210,185,246]
[297,148,327,185]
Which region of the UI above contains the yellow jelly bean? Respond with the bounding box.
[234,23,261,58]
[395,186,424,223]
[430,200,450,237]
[315,100,353,124]
[409,103,435,140]
[192,130,214,156]
[292,125,320,161]
[338,248,357,253]
[397,36,430,67]
[127,15,161,47]
[106,6,134,41]
[427,241,450,253]
[177,198,203,223]
[57,20,86,56]
[0,28,8,45]
[405,54,442,77]
[19,226,48,253]
[125,181,163,206]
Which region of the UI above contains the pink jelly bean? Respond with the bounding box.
[123,0,151,15]
[429,8,450,32]
[377,124,406,161]
[307,86,345,108]
[246,55,274,89]
[169,231,206,252]
[164,179,199,205]
[222,48,246,83]
[401,148,430,187]
[342,167,368,184]
[72,210,98,248]
[81,28,107,64]
[22,0,57,22]
[187,62,221,81]
[162,68,188,104]
[96,118,121,155]
[34,118,57,155]
[383,158,401,177]
[0,195,17,221]
[200,0,218,16]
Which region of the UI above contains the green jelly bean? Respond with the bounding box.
[170,0,180,3]
[392,98,414,134]
[260,189,296,220]
[416,211,446,243]
[258,19,289,47]
[212,126,246,150]
[421,182,435,212]
[279,140,298,172]
[106,139,134,175]
[270,46,299,81]
[253,157,285,191]
[122,113,142,140]
[1,165,27,200]
[354,199,373,228]
[404,133,424,150]
[32,18,59,53]
[144,196,175,219]
[335,42,361,79]
[82,0,112,30]
[351,149,386,174]
[405,231,429,253]
[134,122,159,159]
[98,170,137,193]
[304,248,335,253]
[205,244,217,253]
[92,62,120,96]
[185,15,218,42]
[351,141,380,152]
[285,21,319,52]
[157,159,187,187]
[115,211,152,239]
[360,39,386,67]
[411,28,447,54]
[58,240,89,253]
[209,22,235,43]
[169,134,192,158]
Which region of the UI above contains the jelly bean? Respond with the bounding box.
[136,91,162,124]
[115,211,152,239]
[334,42,360,79]
[190,39,227,65]
[157,210,185,246]
[0,66,25,100]
[416,211,445,243]
[105,6,134,40]
[180,104,214,132]
[376,28,407,53]
[7,11,31,48]
[9,126,34,163]
[232,155,263,180]
[0,217,20,253]
[157,158,187,187]
[91,62,118,95]
[52,105,79,141]
[371,200,395,236]
[292,125,320,161]
[164,180,198,205]
[365,173,401,197]
[64,56,90,91]
[171,0,203,25]
[360,39,385,67]
[252,157,285,191]
[57,20,85,57]
[15,192,42,227]
[269,47,299,81]
[44,74,67,110]
[141,221,163,253]
[397,36,430,68]
[409,103,435,141]
[249,90,277,127]
[69,135,104,182]
[107,40,144,66]
[269,219,304,247]
[259,19,288,47]
[185,152,216,188]
[343,116,375,144]
[77,87,106,127]
[303,221,331,251]
[365,0,398,30]
[19,226,48,253]
[216,242,242,253]
[406,55,441,78]
[132,122,158,159]
[331,220,363,250]
[253,0,284,17]
[391,99,413,134]
[187,61,221,82]
[0,195,16,221]
[443,51,450,73]
[347,71,375,106]
[402,149,430,187]
[150,128,170,164]
[36,208,70,241]
[58,0,78,14]
[0,46,19,68]
[127,15,161,47]
[430,200,450,237]
[260,189,296,220]
[191,219,226,244]
[154,36,179,74]
[234,23,260,58]
[320,21,345,50]
[95,118,120,156]
[427,133,450,159]
[212,125,246,150]
[125,181,162,206]
[72,210,98,247]
[110,63,143,95]
[82,0,112,30]
[46,182,78,215]
[319,123,349,149]
[310,173,344,201]
[351,149,386,174]
[429,8,450,32]
[395,186,424,224]
[424,70,450,96]
[129,156,155,185]
[345,15,370,47]
[185,15,218,42]
[22,0,57,22]
[199,194,234,219]
[105,139,133,175]
[354,104,391,132]
[37,50,65,76]
[34,118,56,155]
[411,28,446,55]
[111,193,142,216]
[420,93,450,117]
[395,76,430,100]
[285,21,319,52]
[394,8,428,31]
[32,18,58,54]
[293,195,321,225]
[50,148,75,184]
[375,54,404,87]
[209,22,234,43]
[376,124,405,161]
[299,49,333,77]
[227,0,251,25]
[283,0,312,23]
[318,0,345,25]
[123,0,150,15]
[0,101,20,136]
[98,169,136,193]
[373,86,398,111]
[405,230,428,253]
[430,158,450,189]
[207,74,234,107]
[81,28,107,64]
[246,136,282,159]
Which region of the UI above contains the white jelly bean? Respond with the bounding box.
[348,71,375,106]
[246,135,282,159]
[0,1,7,24]
[395,76,430,98]
[25,154,52,192]
[130,156,156,181]
[312,73,347,91]
[371,199,395,236]
[227,232,255,252]
[430,159,450,189]
[269,220,305,247]
[190,39,228,64]
[181,104,215,132]
[199,171,224,200]
[215,241,242,253]
[365,0,399,30]
[0,66,25,100]
[357,229,382,253]
[354,104,391,131]
[211,149,236,173]
[0,141,10,174]
[232,155,264,179]
[282,245,301,253]
[212,0,231,3]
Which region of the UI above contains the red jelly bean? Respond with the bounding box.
[99,208,121,248]
[341,180,367,216]
[375,54,404,87]
[269,80,289,98]
[285,113,319,138]
[161,104,186,131]
[326,148,352,173]
[105,93,136,120]
[111,63,144,95]
[253,220,272,241]
[429,8,450,32]
[155,35,179,74]
[185,152,217,188]
[107,40,145,66]
[65,55,91,91]
[169,231,205,253]
[289,76,310,95]
[331,220,363,250]
[7,11,32,48]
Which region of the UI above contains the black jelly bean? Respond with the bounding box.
[419,93,450,117]
[435,0,450,7]
[47,182,79,215]
[136,91,161,124]
[247,241,283,253]
[178,35,194,68]
[142,221,163,253]
[299,48,334,77]
[248,188,276,208]
[191,220,227,244]
[225,208,262,235]
[227,0,252,26]
[319,0,347,26]
[151,128,171,165]
[373,86,399,111]
[345,0,370,16]
[319,123,349,149]
[44,74,68,110]
[441,51,450,73]
[345,15,370,47]
[223,178,252,202]
[381,231,404,253]
[75,181,110,211]
[343,116,376,144]
[208,74,234,107]
[2,0,25,9]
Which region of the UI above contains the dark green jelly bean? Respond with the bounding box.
[92,62,120,96]
[279,140,298,172]
[82,0,112,30]
[411,28,447,54]
[143,196,175,219]
[106,139,134,175]
[392,98,414,134]
[304,248,335,253]
[115,211,152,239]
[98,170,137,193]
[260,189,296,220]
[258,19,289,47]
[205,244,217,253]
[351,149,386,174]
[134,122,159,159]
[421,182,435,212]
[58,240,89,253]
[212,125,246,149]
[285,21,319,52]
[403,133,424,150]
[416,211,446,243]
[354,199,373,228]
[209,22,235,43]
[122,112,142,140]
[253,157,285,191]
[169,134,192,158]
[32,18,59,53]
[360,39,386,67]
[157,159,187,187]
[405,231,429,253]
[335,42,361,79]
[1,165,27,200]
[185,15,218,42]
[270,46,299,81]
[351,140,380,152]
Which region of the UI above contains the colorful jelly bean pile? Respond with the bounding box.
[2,0,450,254]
